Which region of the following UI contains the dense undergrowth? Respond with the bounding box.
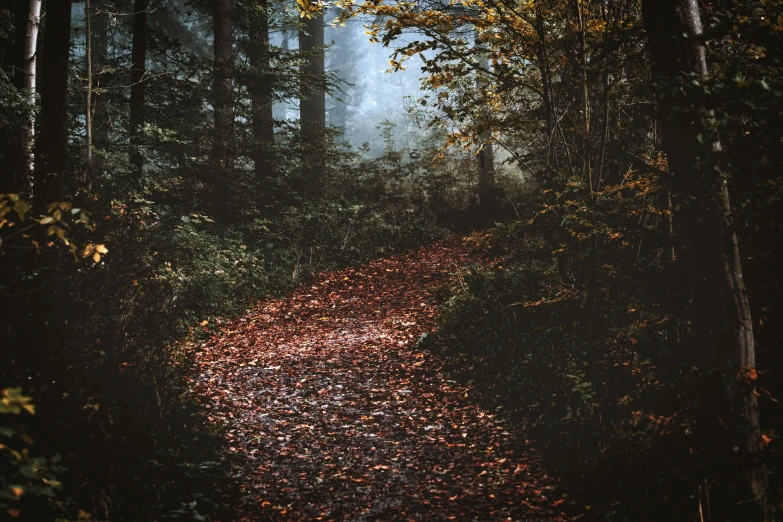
[0,145,450,520]
[425,176,783,521]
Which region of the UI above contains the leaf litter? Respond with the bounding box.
[186,236,566,521]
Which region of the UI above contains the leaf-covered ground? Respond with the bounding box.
[187,237,566,521]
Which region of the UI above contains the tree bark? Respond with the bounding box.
[474,28,495,213]
[533,0,555,174]
[248,0,274,183]
[299,12,325,186]
[34,0,71,210]
[84,0,93,180]
[91,0,109,164]
[129,0,149,176]
[21,0,41,187]
[574,0,590,185]
[642,0,768,514]
[213,0,234,163]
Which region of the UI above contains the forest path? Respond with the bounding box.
[187,237,566,521]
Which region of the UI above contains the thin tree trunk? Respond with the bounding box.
[84,0,93,181]
[213,0,234,164]
[34,0,71,210]
[21,0,41,187]
[534,0,555,173]
[91,0,109,169]
[595,68,609,193]
[595,0,619,194]
[129,0,148,176]
[299,12,325,187]
[248,0,274,183]
[574,0,590,185]
[642,0,769,514]
[474,27,495,213]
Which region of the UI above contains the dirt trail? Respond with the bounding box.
[187,237,566,521]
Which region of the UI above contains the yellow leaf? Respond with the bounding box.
[12,200,30,221]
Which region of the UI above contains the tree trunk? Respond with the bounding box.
[91,0,109,169]
[474,27,495,213]
[641,0,769,514]
[84,0,93,181]
[574,0,590,185]
[213,0,234,164]
[248,0,274,184]
[20,0,41,188]
[34,0,71,210]
[129,0,148,177]
[299,12,325,186]
[534,0,555,174]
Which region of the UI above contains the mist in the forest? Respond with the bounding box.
[68,1,425,157]
[275,16,428,156]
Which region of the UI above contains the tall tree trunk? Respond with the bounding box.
[299,12,325,187]
[84,0,93,181]
[534,0,555,175]
[34,0,71,210]
[574,0,590,185]
[129,0,148,177]
[91,0,109,170]
[248,0,273,184]
[213,0,234,164]
[20,0,41,188]
[642,0,769,514]
[595,0,618,193]
[474,27,495,213]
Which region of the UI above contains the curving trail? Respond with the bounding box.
[187,237,566,521]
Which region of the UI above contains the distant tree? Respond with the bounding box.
[84,0,94,178]
[130,0,149,176]
[246,0,274,183]
[473,27,495,213]
[325,6,359,131]
[91,0,110,169]
[212,0,234,163]
[299,8,325,184]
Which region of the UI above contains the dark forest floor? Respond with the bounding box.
[186,237,567,521]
